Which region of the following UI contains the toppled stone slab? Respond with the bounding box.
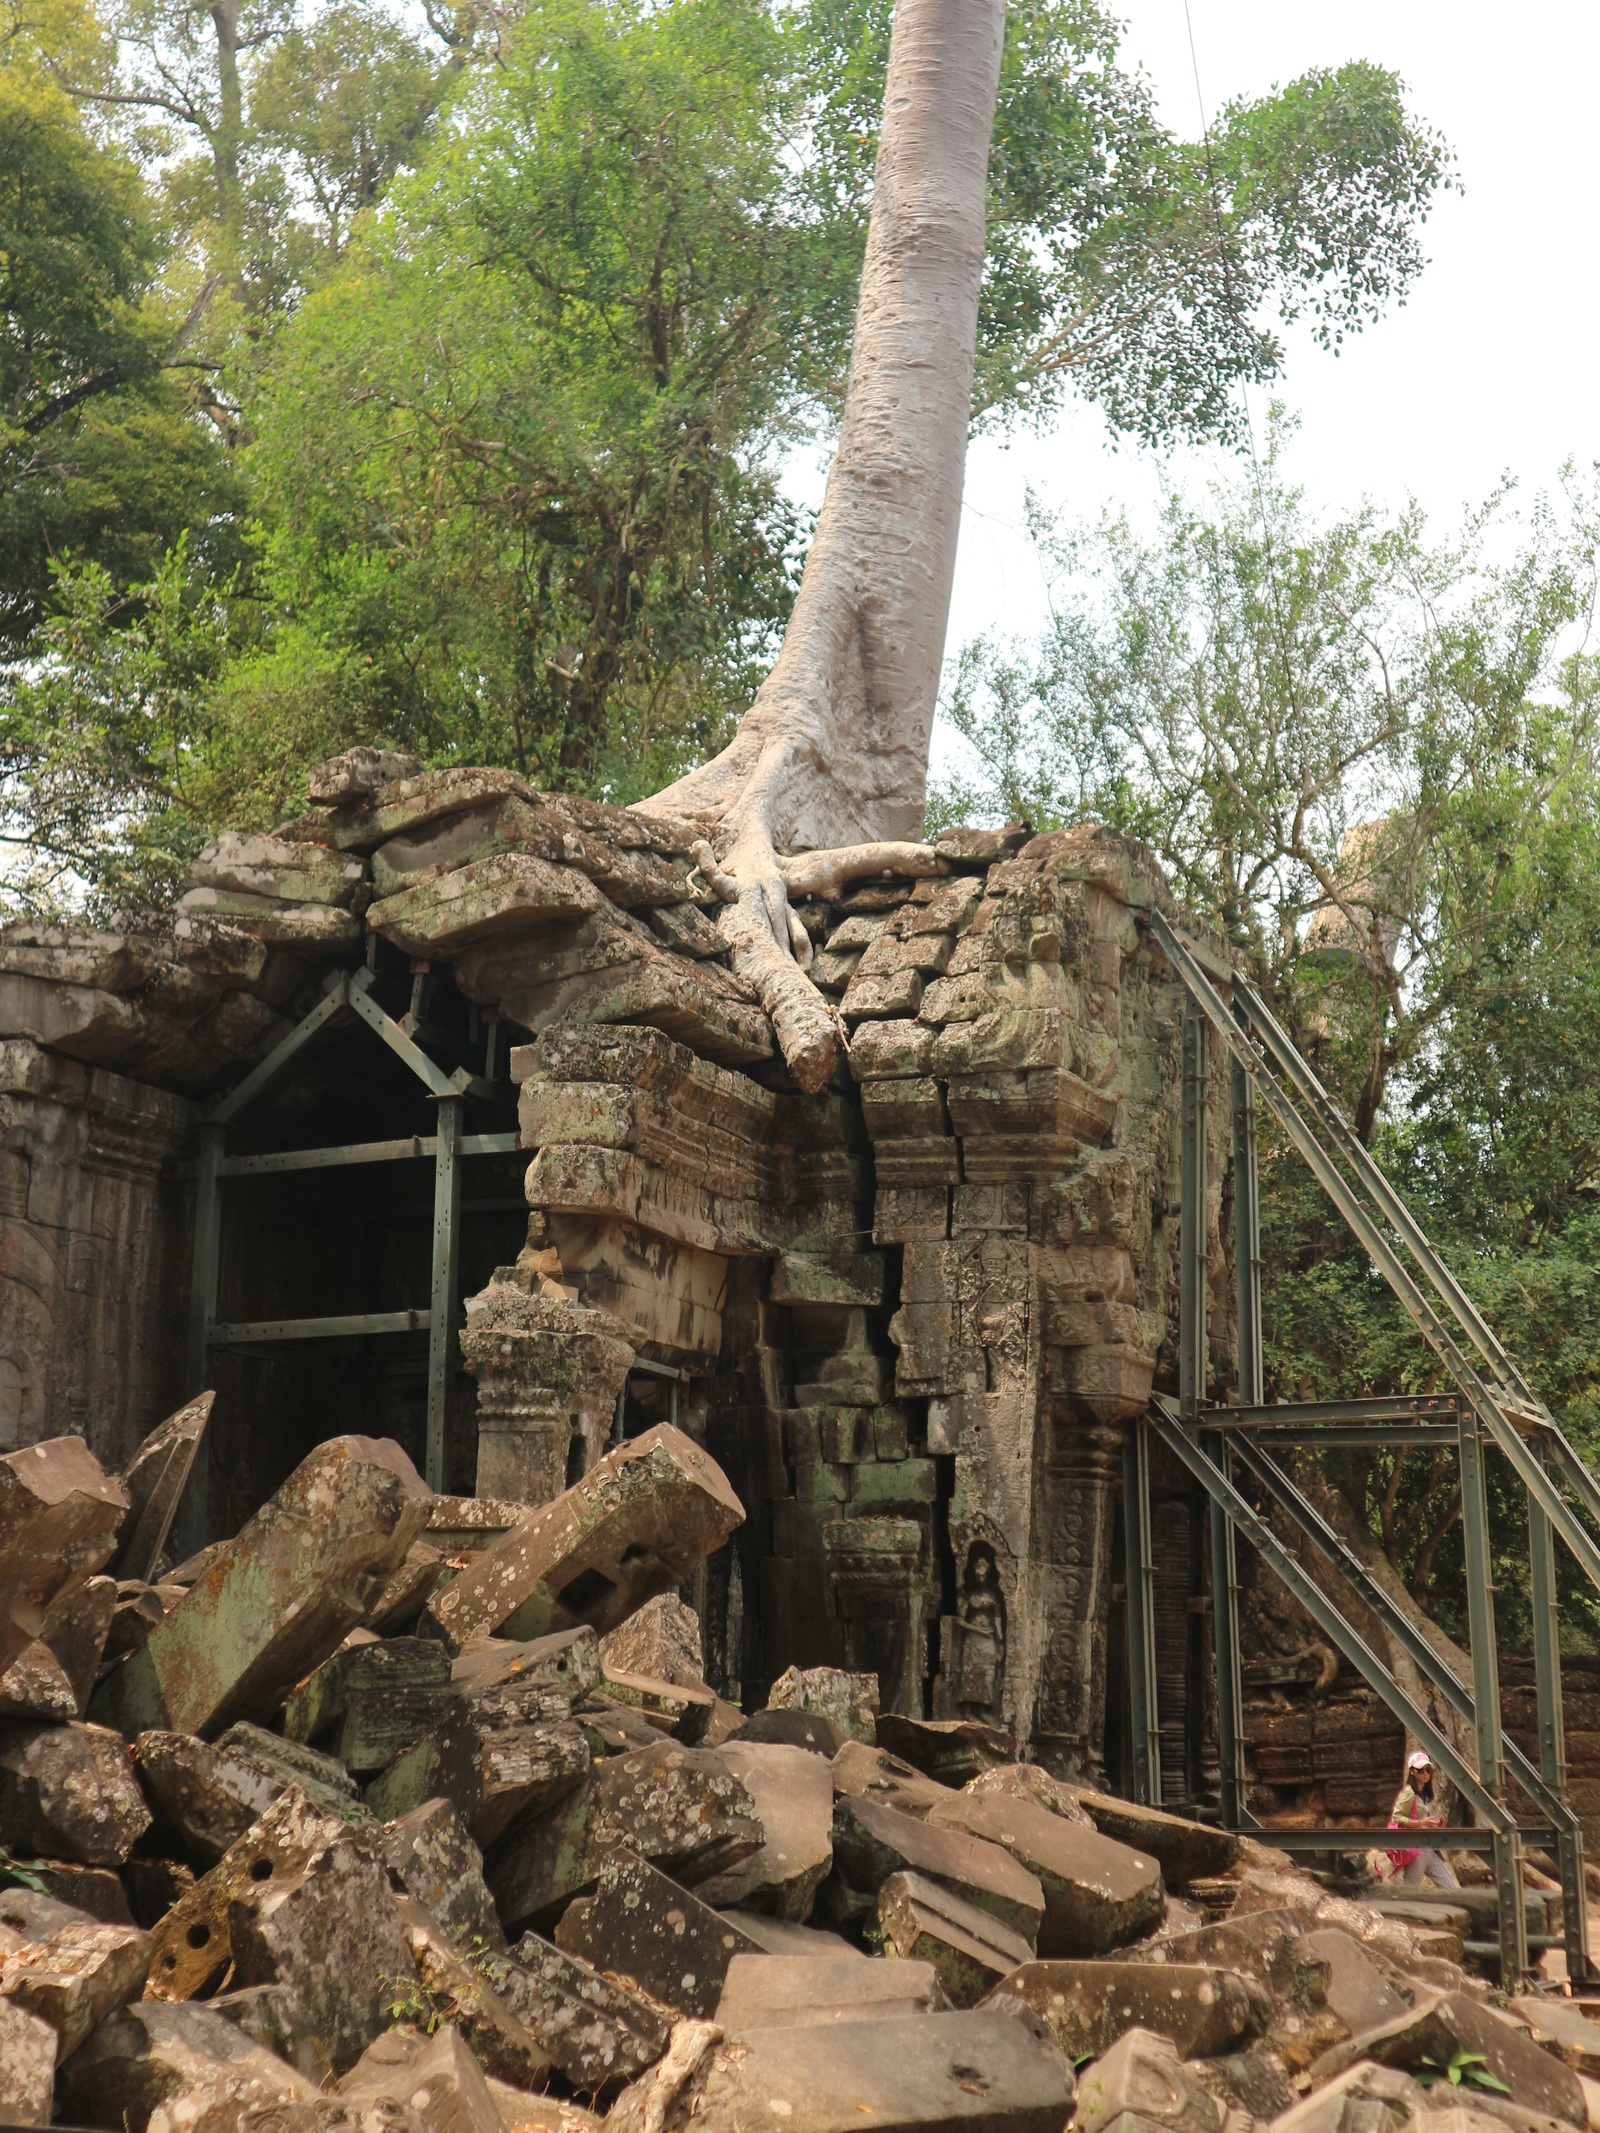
[0,1717,152,1864]
[715,1950,944,2031]
[0,1893,150,2058]
[484,1776,595,1934]
[589,1739,762,1886]
[1074,2026,1221,2133]
[767,1666,878,1744]
[879,1869,1034,2007]
[556,1846,763,2017]
[599,1669,717,1743]
[1508,1997,1600,2079]
[995,1959,1263,2061]
[1311,1992,1587,2127]
[192,831,368,907]
[599,1595,706,1686]
[368,854,601,958]
[453,1628,604,1705]
[694,1742,834,1919]
[875,1716,1015,1788]
[59,1998,320,2130]
[926,1789,1160,1958]
[965,1766,1093,1831]
[397,1896,551,2092]
[715,1911,861,1958]
[735,1708,846,1758]
[1267,2061,1426,2133]
[0,1635,83,1720]
[831,1739,955,1820]
[1155,1910,1325,2007]
[0,1992,55,2125]
[115,1394,213,1583]
[10,1572,118,1718]
[1302,1930,1408,2042]
[1190,2047,1297,2127]
[339,2023,501,2133]
[831,1794,1045,1942]
[135,1721,359,1862]
[286,1636,452,1765]
[661,2005,1074,2133]
[430,1426,742,1647]
[497,1932,673,2088]
[94,1436,432,1739]
[0,1435,129,1675]
[383,1798,506,1959]
[1058,1785,1240,1887]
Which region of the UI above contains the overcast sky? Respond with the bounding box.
[939,0,1599,658]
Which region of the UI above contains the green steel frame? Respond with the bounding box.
[181,967,517,1526]
[1121,909,1597,1987]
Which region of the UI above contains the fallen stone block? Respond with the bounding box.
[135,1721,360,1862]
[734,1708,846,1757]
[556,1846,764,2016]
[383,1798,506,1958]
[487,2094,604,2133]
[1073,2025,1221,2133]
[880,1869,1034,2007]
[831,1739,956,1819]
[368,853,600,957]
[1311,1993,1587,2127]
[965,1764,1096,1830]
[590,1739,763,1887]
[429,1426,742,1648]
[1509,1997,1600,2079]
[370,1541,448,1633]
[397,1896,551,2091]
[339,2022,502,2133]
[1052,1784,1239,1887]
[474,1716,594,1850]
[452,1627,604,1705]
[0,1859,134,1924]
[29,1572,118,1714]
[58,1999,320,2131]
[1267,2060,1426,2133]
[599,1668,717,1743]
[926,1788,1160,1958]
[484,1776,596,1934]
[1190,2047,1297,2126]
[716,1911,863,1959]
[1303,1930,1408,2041]
[286,1636,454,1768]
[1155,1910,1326,2006]
[0,1717,152,1864]
[0,1637,81,1719]
[1411,2111,1514,2133]
[115,1394,213,1584]
[192,830,368,906]
[694,1742,834,1919]
[599,1594,706,1686]
[764,1664,878,1744]
[994,1959,1263,2061]
[876,1715,1016,1788]
[497,1931,673,2088]
[208,1979,326,2080]
[715,1949,944,2030]
[0,1436,129,1675]
[832,1793,1045,1941]
[663,2004,1074,2133]
[580,1694,680,1754]
[365,1699,483,1827]
[0,1993,58,2125]
[0,1899,150,2058]
[93,1436,432,1739]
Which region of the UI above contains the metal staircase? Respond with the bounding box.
[1122,910,1599,1986]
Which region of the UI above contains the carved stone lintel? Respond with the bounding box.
[460,1272,634,1505]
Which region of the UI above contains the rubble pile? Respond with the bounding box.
[1,1403,1595,2133]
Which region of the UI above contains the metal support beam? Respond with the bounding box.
[1123,1422,1161,1805]
[426,1096,463,1493]
[217,1131,519,1178]
[176,1120,224,1556]
[208,1310,430,1343]
[1232,1057,1264,1409]
[1208,1397,1460,1428]
[1204,1430,1245,1826]
[1458,1405,1529,1983]
[1179,1001,1208,1420]
[208,978,350,1126]
[1529,1443,1592,1980]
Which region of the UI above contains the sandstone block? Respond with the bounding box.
[693,1741,834,1920]
[1073,2026,1221,2133]
[339,2023,502,2133]
[429,1425,742,1647]
[734,1708,846,1757]
[555,1846,763,2017]
[1302,1929,1408,2041]
[598,1669,717,1743]
[497,1932,673,2088]
[483,1776,596,1934]
[832,1794,1045,1943]
[0,1435,129,1675]
[1039,1780,1237,1886]
[1156,1910,1325,2005]
[0,1992,55,2125]
[926,1789,1161,1958]
[590,1739,762,1886]
[174,888,361,949]
[966,1764,1095,1830]
[94,1436,432,1739]
[1311,1993,1587,2127]
[0,1717,151,1863]
[135,1720,359,1862]
[114,1395,212,1583]
[1267,2061,1426,2133]
[307,745,424,802]
[767,1665,878,1743]
[995,1959,1263,2061]
[0,1636,81,1719]
[599,1594,706,1686]
[715,1949,944,2031]
[397,1896,551,2091]
[58,1999,320,2130]
[383,1797,506,1958]
[669,2005,1074,2133]
[191,831,368,906]
[0,1903,150,2058]
[876,1715,1015,1788]
[879,1869,1035,2007]
[830,1738,957,1819]
[1508,1996,1600,2079]
[26,1571,118,1715]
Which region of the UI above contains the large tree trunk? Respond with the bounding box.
[637,0,1006,1088]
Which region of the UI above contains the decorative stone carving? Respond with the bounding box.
[460,1272,634,1503]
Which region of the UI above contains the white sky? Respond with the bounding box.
[938,0,1600,661]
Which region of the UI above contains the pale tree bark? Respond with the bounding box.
[636,0,1007,1089]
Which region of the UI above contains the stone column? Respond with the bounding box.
[1031,1414,1123,1784]
[460,1271,633,1504]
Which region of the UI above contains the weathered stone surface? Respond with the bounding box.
[370,1542,447,1633]
[831,1794,1045,1942]
[716,1949,944,2031]
[483,1776,595,1934]
[694,1742,834,1919]
[0,1635,80,1718]
[831,1740,957,1819]
[383,1798,506,1958]
[599,1594,706,1686]
[1311,1993,1587,2127]
[926,1789,1161,1958]
[588,1738,762,1885]
[876,1715,1015,1787]
[175,885,362,949]
[963,1765,1092,1831]
[59,1999,320,2130]
[1267,2061,1426,2133]
[556,1846,763,2016]
[1189,2047,1297,2127]
[115,1394,213,1583]
[0,1896,149,2058]
[430,1425,742,1647]
[306,745,424,803]
[995,1959,1263,2062]
[1074,2026,1221,2133]
[1155,1910,1325,2006]
[1033,1778,1237,1887]
[767,1665,879,1743]
[0,1435,129,1674]
[0,1717,151,1863]
[664,2006,1074,2133]
[191,831,368,907]
[599,1668,717,1743]
[369,853,601,957]
[339,2023,502,2133]
[397,1896,551,2092]
[735,1707,846,1757]
[1509,1996,1600,2079]
[879,1869,1034,2008]
[1302,1930,1408,2040]
[18,1571,117,1715]
[0,1989,55,2123]
[287,1636,452,1760]
[497,1932,673,2088]
[94,1436,432,1738]
[135,1721,359,1861]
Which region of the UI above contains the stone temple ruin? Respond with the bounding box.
[1,750,1240,1794]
